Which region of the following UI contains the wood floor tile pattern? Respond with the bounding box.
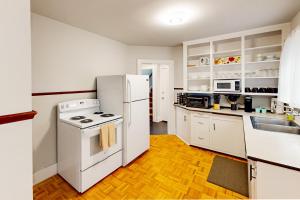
[33,135,248,199]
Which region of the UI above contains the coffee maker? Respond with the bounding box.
[244,96,253,113]
[227,95,240,111]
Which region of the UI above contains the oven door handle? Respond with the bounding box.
[83,119,123,136]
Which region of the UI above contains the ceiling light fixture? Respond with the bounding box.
[168,12,186,25]
[156,5,197,26]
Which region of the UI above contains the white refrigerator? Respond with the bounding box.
[97,75,150,166]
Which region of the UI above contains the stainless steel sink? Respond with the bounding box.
[251,116,300,135]
[251,116,298,127]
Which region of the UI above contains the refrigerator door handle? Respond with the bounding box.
[127,80,131,102]
[128,103,132,126]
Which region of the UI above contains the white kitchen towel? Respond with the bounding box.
[100,125,109,150]
[108,124,116,146]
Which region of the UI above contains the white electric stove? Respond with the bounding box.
[60,110,122,129]
[57,99,123,193]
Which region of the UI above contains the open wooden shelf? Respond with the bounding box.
[213,77,241,80]
[187,65,210,69]
[213,63,241,67]
[188,78,210,81]
[245,76,279,79]
[245,44,282,52]
[213,91,242,95]
[246,60,280,65]
[184,24,288,93]
[188,53,210,58]
[213,49,241,56]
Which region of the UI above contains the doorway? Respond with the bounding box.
[137,59,175,135]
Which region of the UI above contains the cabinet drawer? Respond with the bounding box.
[190,113,210,147]
[81,151,122,193]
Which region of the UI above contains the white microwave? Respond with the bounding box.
[214,79,241,92]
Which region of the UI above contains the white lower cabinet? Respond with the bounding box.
[175,108,246,158]
[190,112,211,148]
[210,114,246,158]
[248,160,300,199]
[175,107,190,144]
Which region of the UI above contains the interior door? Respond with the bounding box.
[123,99,150,165]
[159,65,170,121]
[124,75,149,102]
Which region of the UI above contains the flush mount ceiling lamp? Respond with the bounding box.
[168,11,186,25]
[156,5,197,26]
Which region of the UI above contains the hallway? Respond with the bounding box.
[150,121,168,135]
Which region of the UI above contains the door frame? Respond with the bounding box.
[137,59,175,134]
[158,64,170,122]
[136,63,159,122]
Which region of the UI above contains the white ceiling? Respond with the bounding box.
[31,0,300,46]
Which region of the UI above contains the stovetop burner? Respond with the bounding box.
[100,114,115,117]
[94,112,104,115]
[80,119,93,123]
[70,116,86,120]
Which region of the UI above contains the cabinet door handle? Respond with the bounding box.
[184,115,186,121]
[198,137,204,140]
[213,123,216,131]
[250,165,256,181]
[198,122,204,125]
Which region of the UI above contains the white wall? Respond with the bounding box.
[173,45,184,88]
[0,0,33,199]
[32,14,127,93]
[31,14,127,175]
[1,1,32,115]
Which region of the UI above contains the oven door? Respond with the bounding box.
[214,80,235,92]
[81,118,123,171]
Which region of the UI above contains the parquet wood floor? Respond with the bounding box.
[33,135,248,199]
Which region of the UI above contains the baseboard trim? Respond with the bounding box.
[33,163,57,185]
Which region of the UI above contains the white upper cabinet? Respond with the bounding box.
[278,27,300,108]
[183,23,290,96]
